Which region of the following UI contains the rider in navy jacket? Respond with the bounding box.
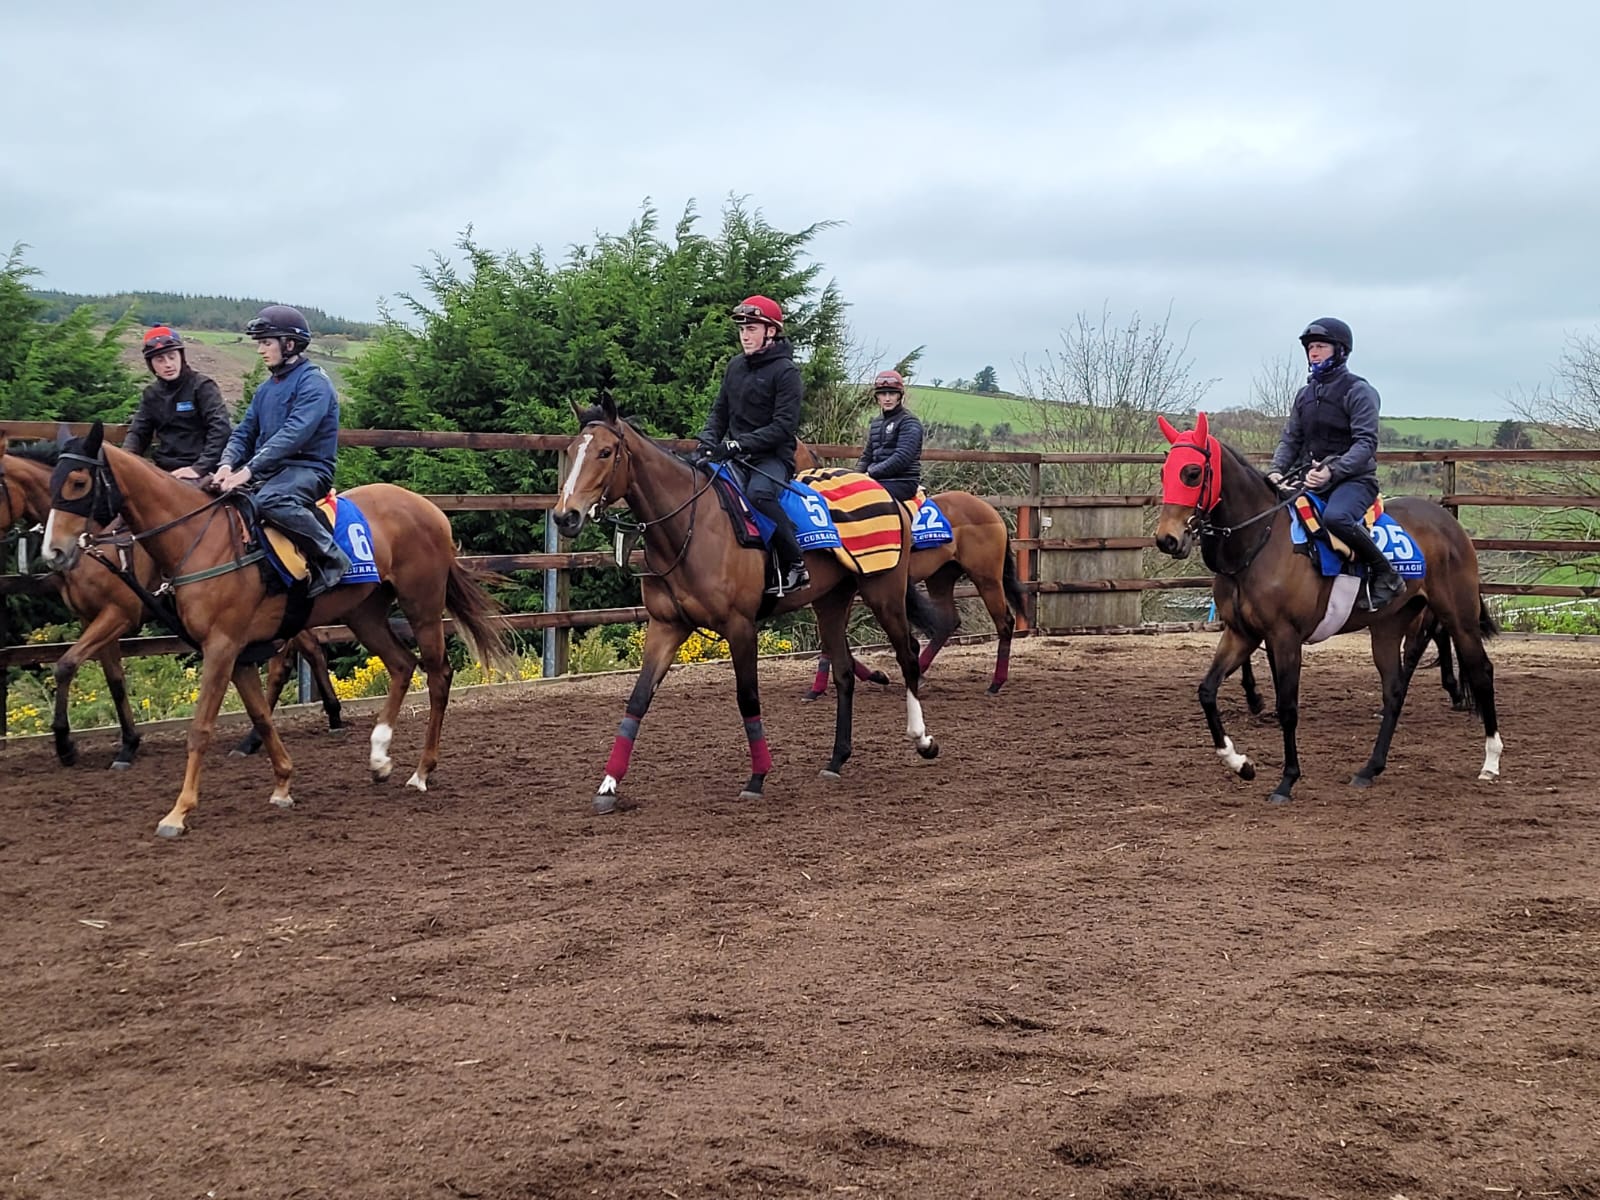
[1268,317,1403,610]
[213,305,350,596]
[855,369,924,502]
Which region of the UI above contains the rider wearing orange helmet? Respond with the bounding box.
[697,295,808,594]
[855,369,924,502]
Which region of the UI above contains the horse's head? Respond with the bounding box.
[41,421,119,572]
[1153,412,1220,559]
[552,391,632,539]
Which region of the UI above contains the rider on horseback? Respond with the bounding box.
[697,295,809,595]
[123,326,233,481]
[1267,317,1405,611]
[212,304,351,596]
[856,369,924,503]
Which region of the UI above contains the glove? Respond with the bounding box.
[690,440,716,462]
[710,438,742,462]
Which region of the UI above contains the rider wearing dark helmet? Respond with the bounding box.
[855,369,924,502]
[697,295,809,595]
[1268,317,1404,610]
[212,304,350,595]
[123,325,233,480]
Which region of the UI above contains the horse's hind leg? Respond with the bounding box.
[399,615,454,793]
[1353,617,1428,788]
[231,660,295,809]
[969,563,1016,695]
[916,565,961,676]
[344,598,419,785]
[98,646,143,770]
[594,616,690,812]
[865,577,938,762]
[1449,624,1501,779]
[812,586,857,779]
[300,635,344,732]
[51,608,132,768]
[233,643,295,757]
[1431,622,1467,709]
[1238,654,1266,716]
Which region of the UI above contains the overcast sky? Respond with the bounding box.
[4,1,1595,420]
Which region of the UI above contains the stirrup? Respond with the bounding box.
[767,563,810,596]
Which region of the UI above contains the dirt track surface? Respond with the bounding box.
[3,634,1597,1199]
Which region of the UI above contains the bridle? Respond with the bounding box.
[1171,438,1299,579]
[583,422,716,580]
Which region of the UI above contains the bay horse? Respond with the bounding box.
[793,440,1024,696]
[0,436,341,767]
[1154,412,1500,803]
[551,394,938,814]
[40,422,510,837]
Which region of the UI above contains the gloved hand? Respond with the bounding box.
[690,440,717,463]
[709,438,742,462]
[1266,470,1294,496]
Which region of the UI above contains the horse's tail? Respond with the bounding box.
[1001,532,1026,616]
[445,559,515,671]
[1478,593,1500,640]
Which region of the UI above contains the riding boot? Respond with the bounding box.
[1339,523,1405,611]
[761,506,810,595]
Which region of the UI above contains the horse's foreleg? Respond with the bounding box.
[159,645,239,837]
[1447,621,1501,780]
[725,621,771,800]
[1198,627,1261,784]
[1432,623,1466,709]
[1238,654,1265,716]
[916,569,959,676]
[876,583,938,761]
[1353,619,1425,788]
[97,646,143,770]
[595,618,689,813]
[1263,637,1305,804]
[51,608,133,768]
[231,661,295,809]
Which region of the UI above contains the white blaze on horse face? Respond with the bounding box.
[41,508,58,558]
[1479,732,1504,781]
[1217,736,1251,776]
[370,722,394,780]
[559,433,593,510]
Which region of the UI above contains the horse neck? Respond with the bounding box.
[2,456,56,523]
[102,445,228,570]
[1203,447,1286,573]
[618,427,699,532]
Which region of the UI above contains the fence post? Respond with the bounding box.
[1443,459,1459,518]
[1016,459,1041,629]
[542,450,571,678]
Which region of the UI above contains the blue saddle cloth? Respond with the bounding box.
[259,492,381,589]
[710,463,843,552]
[1290,493,1426,580]
[910,496,954,549]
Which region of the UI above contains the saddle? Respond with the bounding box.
[1290,493,1382,561]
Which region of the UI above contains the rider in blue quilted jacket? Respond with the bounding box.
[856,369,924,502]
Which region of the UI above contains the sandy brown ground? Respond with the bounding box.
[2,633,1597,1199]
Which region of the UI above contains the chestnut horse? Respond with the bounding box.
[41,422,510,837]
[552,395,938,814]
[793,440,1024,696]
[1154,412,1500,804]
[0,436,341,767]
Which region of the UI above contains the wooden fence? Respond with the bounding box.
[4,420,1600,717]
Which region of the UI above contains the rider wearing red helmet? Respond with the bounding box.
[122,326,233,480]
[855,369,924,502]
[697,295,809,594]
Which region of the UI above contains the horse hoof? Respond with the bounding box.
[405,772,427,792]
[57,750,78,769]
[801,690,825,703]
[1238,763,1256,782]
[270,795,295,809]
[1267,792,1293,805]
[819,769,842,781]
[1477,770,1499,782]
[156,822,186,838]
[371,765,393,784]
[739,789,764,801]
[1350,773,1374,790]
[917,739,939,760]
[109,759,133,772]
[868,671,891,687]
[593,792,618,815]
[986,683,1004,696]
[229,748,249,759]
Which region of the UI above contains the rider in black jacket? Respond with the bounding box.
[1268,317,1404,610]
[123,326,232,479]
[697,295,808,594]
[856,369,924,502]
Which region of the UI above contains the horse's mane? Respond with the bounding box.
[576,406,653,433]
[6,439,64,466]
[1218,438,1267,481]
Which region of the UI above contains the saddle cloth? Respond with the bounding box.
[259,492,381,588]
[706,464,906,576]
[1290,493,1426,580]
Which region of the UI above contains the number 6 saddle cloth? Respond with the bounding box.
[259,491,382,589]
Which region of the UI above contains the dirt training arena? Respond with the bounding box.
[2,633,1597,1199]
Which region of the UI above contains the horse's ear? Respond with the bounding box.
[55,421,71,446]
[1157,415,1181,445]
[1194,411,1209,442]
[599,389,619,425]
[84,421,105,457]
[0,431,9,458]
[568,395,584,424]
